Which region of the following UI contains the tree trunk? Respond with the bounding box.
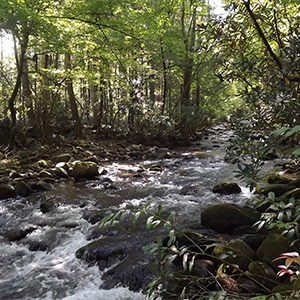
[8,32,29,150]
[65,53,83,138]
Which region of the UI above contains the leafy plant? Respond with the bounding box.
[254,192,300,239]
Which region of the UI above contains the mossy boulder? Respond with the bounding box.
[256,233,292,266]
[213,239,255,271]
[69,161,99,180]
[267,174,293,185]
[0,183,16,199]
[212,182,241,194]
[259,184,290,197]
[201,203,260,232]
[15,181,33,197]
[248,261,278,289]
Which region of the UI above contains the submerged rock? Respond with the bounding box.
[212,182,241,194]
[4,227,36,241]
[40,198,57,213]
[201,203,260,232]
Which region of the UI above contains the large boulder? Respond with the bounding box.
[256,233,293,266]
[213,239,256,271]
[69,161,99,180]
[212,182,241,194]
[75,235,134,269]
[201,203,260,232]
[0,183,16,199]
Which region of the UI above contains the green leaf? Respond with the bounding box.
[132,211,141,227]
[285,125,300,137]
[99,212,114,226]
[146,216,155,230]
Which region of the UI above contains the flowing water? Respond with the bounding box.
[0,126,254,300]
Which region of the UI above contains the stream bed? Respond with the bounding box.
[0,126,255,300]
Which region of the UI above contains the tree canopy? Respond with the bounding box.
[0,0,299,146]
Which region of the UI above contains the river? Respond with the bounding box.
[0,126,252,299]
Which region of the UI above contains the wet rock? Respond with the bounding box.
[256,233,292,266]
[30,181,51,191]
[4,227,36,241]
[212,182,241,194]
[213,239,255,271]
[0,183,16,199]
[83,210,105,224]
[103,182,118,190]
[260,184,290,197]
[15,181,33,197]
[201,203,260,232]
[69,161,99,180]
[180,184,204,195]
[27,240,49,251]
[40,198,57,213]
[101,251,153,292]
[52,153,71,163]
[248,261,278,289]
[75,236,134,269]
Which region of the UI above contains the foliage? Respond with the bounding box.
[254,192,300,239]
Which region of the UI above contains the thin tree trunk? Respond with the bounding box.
[8,33,29,150]
[65,53,83,138]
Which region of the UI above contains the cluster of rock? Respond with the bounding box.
[165,176,300,297]
[0,142,175,201]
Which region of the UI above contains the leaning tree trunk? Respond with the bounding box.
[65,53,83,138]
[8,33,29,150]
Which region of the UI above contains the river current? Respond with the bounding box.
[0,126,253,299]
